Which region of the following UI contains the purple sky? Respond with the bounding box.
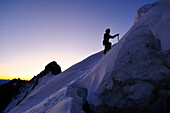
[0,0,157,80]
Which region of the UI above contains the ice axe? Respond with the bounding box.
[117,34,120,42]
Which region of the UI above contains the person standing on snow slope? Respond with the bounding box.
[103,28,119,54]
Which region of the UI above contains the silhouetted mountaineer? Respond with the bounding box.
[103,28,119,54]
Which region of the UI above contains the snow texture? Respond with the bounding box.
[7,0,170,113]
[8,51,103,113]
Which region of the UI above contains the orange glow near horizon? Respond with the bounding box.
[0,51,90,81]
[0,70,38,80]
[0,75,32,81]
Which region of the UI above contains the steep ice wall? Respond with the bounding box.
[134,0,170,50]
[76,1,170,112]
[134,4,156,24]
[134,0,170,24]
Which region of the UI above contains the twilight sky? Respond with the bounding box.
[0,0,157,80]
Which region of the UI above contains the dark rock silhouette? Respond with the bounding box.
[0,78,29,112]
[30,61,61,83]
[44,61,61,75]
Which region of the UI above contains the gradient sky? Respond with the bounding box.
[0,0,157,80]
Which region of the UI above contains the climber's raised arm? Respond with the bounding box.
[111,33,119,39]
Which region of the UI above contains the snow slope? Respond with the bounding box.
[8,51,103,113]
[8,0,170,113]
[80,0,170,106]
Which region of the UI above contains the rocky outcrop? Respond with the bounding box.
[44,61,62,75]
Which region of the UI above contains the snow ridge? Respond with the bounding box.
[7,0,170,113]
